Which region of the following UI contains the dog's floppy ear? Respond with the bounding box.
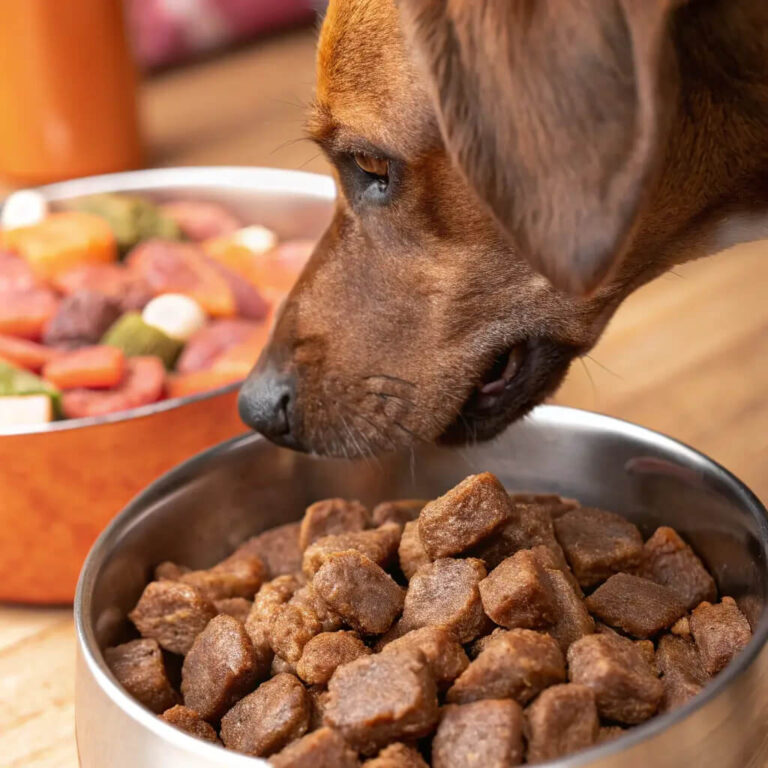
[399,0,679,295]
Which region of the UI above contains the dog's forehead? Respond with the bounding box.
[314,0,438,157]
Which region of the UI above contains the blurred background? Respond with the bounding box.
[0,2,766,767]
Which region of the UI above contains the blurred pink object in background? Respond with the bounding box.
[128,0,318,68]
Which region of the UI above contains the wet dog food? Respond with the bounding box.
[524,683,599,763]
[160,704,220,743]
[106,474,753,764]
[363,742,428,768]
[432,699,524,768]
[220,672,311,756]
[0,191,314,429]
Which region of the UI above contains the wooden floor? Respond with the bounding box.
[2,26,767,768]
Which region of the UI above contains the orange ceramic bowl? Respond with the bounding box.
[0,167,334,603]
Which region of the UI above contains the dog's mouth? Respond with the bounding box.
[439,338,582,444]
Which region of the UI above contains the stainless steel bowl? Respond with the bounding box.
[75,405,768,767]
[0,166,335,602]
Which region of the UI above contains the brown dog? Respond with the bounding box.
[239,0,768,456]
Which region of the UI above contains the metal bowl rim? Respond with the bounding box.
[0,165,336,437]
[74,404,768,767]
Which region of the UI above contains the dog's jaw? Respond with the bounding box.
[439,338,584,444]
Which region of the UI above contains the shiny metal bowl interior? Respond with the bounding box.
[75,405,768,768]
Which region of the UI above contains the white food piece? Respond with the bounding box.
[0,395,53,427]
[1,189,48,230]
[231,225,277,255]
[142,294,207,342]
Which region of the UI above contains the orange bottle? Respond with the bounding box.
[0,0,144,185]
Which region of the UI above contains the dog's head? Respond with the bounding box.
[239,0,767,455]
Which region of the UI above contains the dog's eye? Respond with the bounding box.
[353,153,389,182]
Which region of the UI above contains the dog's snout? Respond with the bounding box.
[238,364,297,447]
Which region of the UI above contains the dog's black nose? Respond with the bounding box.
[238,366,297,447]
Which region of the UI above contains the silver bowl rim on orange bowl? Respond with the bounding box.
[74,404,768,768]
[0,165,335,436]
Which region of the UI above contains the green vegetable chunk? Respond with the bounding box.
[67,193,181,252]
[0,361,61,417]
[102,312,183,369]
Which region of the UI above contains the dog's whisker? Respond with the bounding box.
[584,354,623,379]
[337,409,369,461]
[578,357,599,408]
[348,410,398,455]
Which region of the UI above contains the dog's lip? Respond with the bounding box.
[470,344,527,412]
[439,337,582,445]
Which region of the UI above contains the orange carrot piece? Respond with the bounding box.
[0,288,59,339]
[60,356,165,418]
[166,369,242,399]
[1,211,117,280]
[43,345,125,390]
[0,334,59,372]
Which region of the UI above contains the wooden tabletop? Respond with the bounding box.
[2,26,767,768]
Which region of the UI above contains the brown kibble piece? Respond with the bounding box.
[554,508,643,587]
[214,597,252,623]
[672,616,692,638]
[586,573,687,639]
[400,558,490,643]
[297,631,371,686]
[181,551,266,601]
[300,498,370,551]
[246,575,303,633]
[399,521,431,580]
[656,634,706,712]
[468,627,506,658]
[640,527,717,610]
[314,551,404,635]
[381,626,469,690]
[418,472,513,559]
[479,549,556,629]
[269,585,343,663]
[181,614,260,721]
[524,684,598,763]
[308,685,330,730]
[636,639,658,674]
[372,500,426,528]
[235,522,302,578]
[129,580,217,656]
[472,498,569,573]
[221,673,310,757]
[447,629,565,705]
[271,727,361,768]
[272,655,297,675]
[303,524,401,578]
[690,597,752,676]
[530,544,582,596]
[433,699,524,768]
[105,639,179,714]
[155,561,190,581]
[245,574,303,672]
[363,743,428,767]
[509,492,580,519]
[324,650,439,754]
[544,568,594,652]
[567,633,662,724]
[160,705,219,743]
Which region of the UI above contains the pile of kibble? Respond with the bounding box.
[105,472,753,767]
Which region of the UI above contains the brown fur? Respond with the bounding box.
[241,0,768,456]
